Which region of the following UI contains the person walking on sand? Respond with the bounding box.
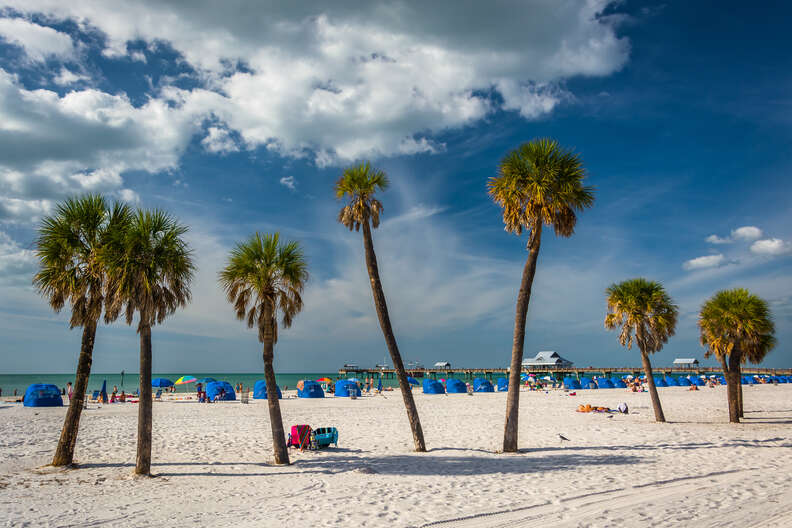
[66,382,73,401]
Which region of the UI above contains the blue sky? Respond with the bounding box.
[0,1,790,373]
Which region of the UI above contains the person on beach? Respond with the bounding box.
[66,382,73,401]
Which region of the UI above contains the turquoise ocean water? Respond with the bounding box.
[0,372,402,396]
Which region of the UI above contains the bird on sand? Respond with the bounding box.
[558,434,570,443]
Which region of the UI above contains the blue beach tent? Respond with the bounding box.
[253,380,282,399]
[596,378,615,389]
[23,383,63,407]
[610,377,627,388]
[152,378,174,388]
[334,380,361,397]
[206,381,236,401]
[497,377,508,391]
[406,376,420,386]
[563,377,581,390]
[297,380,324,398]
[472,378,490,391]
[579,377,597,389]
[654,377,668,387]
[740,376,754,385]
[664,376,679,386]
[693,377,707,387]
[777,376,788,384]
[422,379,445,394]
[446,379,467,393]
[474,379,494,392]
[677,377,692,386]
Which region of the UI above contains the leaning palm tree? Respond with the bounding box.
[219,232,308,465]
[336,161,426,452]
[488,138,594,452]
[605,278,678,422]
[699,289,775,423]
[33,194,132,467]
[104,209,193,476]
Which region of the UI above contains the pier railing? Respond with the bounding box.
[338,366,792,380]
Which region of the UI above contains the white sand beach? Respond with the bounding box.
[2,384,791,527]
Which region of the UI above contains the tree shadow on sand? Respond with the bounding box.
[524,437,790,454]
[294,452,644,476]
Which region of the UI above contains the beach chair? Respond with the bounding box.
[90,390,100,401]
[154,389,162,401]
[240,389,249,404]
[313,427,339,448]
[287,425,313,451]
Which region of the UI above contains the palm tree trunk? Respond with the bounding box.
[737,365,744,418]
[727,352,741,423]
[717,355,738,423]
[503,223,542,452]
[52,320,97,466]
[640,349,666,422]
[135,323,153,475]
[361,220,425,452]
[262,332,289,465]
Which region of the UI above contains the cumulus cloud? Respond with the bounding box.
[0,17,74,62]
[201,126,239,155]
[705,234,731,244]
[279,175,296,191]
[0,68,203,222]
[705,226,763,245]
[1,1,629,165]
[0,230,37,283]
[52,67,90,86]
[732,226,762,240]
[683,254,725,271]
[750,238,792,256]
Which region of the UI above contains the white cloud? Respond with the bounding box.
[1,1,629,164]
[0,17,74,62]
[0,230,37,283]
[750,238,792,256]
[0,197,53,223]
[732,226,762,240]
[683,254,725,271]
[705,234,731,244]
[279,175,296,191]
[0,68,204,222]
[53,67,90,86]
[200,126,239,154]
[115,188,140,203]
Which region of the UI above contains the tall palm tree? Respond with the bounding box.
[33,194,132,467]
[698,288,775,423]
[488,139,594,452]
[219,232,308,465]
[336,161,426,452]
[605,278,678,422]
[104,209,193,476]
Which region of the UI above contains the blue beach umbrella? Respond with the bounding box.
[100,380,108,403]
[377,377,383,392]
[406,376,419,386]
[197,377,216,384]
[152,378,174,388]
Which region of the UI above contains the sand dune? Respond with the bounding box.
[1,384,791,527]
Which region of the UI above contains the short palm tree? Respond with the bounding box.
[605,278,678,422]
[336,161,426,452]
[104,209,193,476]
[33,194,132,467]
[219,232,308,465]
[488,138,594,452]
[699,289,775,423]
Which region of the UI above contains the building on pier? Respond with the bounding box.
[522,351,573,368]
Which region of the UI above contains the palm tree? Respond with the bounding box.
[336,161,426,452]
[33,194,132,467]
[698,289,775,423]
[219,232,308,465]
[488,139,594,452]
[605,278,678,422]
[104,209,193,476]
